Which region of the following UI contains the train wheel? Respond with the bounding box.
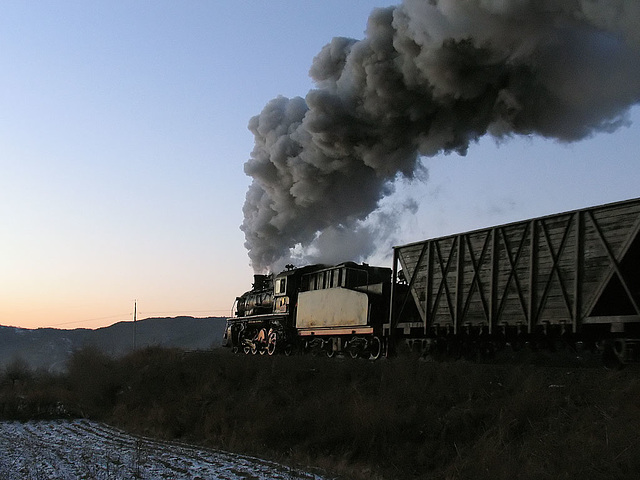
[342,339,350,358]
[446,338,462,359]
[326,338,336,358]
[251,343,258,355]
[479,341,496,360]
[369,336,382,361]
[602,340,626,370]
[284,343,293,356]
[243,344,251,355]
[461,340,474,360]
[267,331,278,356]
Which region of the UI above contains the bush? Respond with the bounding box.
[1,347,639,479]
[0,358,70,420]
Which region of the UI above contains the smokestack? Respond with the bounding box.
[241,0,640,273]
[252,274,270,292]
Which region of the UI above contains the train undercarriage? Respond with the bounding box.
[227,317,384,360]
[390,322,640,368]
[226,315,640,368]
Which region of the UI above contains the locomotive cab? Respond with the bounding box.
[273,276,289,313]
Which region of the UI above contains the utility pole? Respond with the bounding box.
[133,300,137,350]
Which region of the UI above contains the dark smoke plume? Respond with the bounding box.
[242,0,640,273]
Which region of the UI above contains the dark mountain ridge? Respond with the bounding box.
[0,316,226,372]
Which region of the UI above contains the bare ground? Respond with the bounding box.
[0,419,325,480]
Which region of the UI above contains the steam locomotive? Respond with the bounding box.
[223,262,394,359]
[224,197,640,367]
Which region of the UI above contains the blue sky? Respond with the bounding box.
[1,1,639,329]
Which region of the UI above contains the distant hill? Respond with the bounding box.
[0,317,227,372]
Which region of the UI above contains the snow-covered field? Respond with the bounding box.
[0,420,325,480]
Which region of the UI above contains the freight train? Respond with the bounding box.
[224,197,640,367]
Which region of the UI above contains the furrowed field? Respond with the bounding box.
[1,347,639,479]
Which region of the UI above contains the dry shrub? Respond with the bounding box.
[1,347,639,480]
[0,358,70,420]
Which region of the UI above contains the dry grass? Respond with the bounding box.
[1,347,639,479]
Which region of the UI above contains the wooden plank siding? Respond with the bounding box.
[389,198,640,335]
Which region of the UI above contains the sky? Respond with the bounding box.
[1,1,639,330]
